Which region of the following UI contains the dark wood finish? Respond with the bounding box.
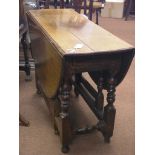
[59,74,72,153]
[20,31,31,81]
[36,0,50,9]
[96,76,104,111]
[124,0,135,20]
[27,9,134,153]
[19,0,31,80]
[74,73,82,97]
[103,77,116,142]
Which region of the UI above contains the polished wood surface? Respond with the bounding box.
[28,9,133,55]
[27,15,63,98]
[27,9,134,153]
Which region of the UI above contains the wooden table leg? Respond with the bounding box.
[21,32,31,81]
[96,76,104,114]
[103,77,116,143]
[59,77,72,153]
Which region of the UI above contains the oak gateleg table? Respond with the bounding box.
[27,9,134,153]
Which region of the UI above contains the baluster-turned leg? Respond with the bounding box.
[103,77,116,143]
[95,76,108,136]
[21,32,31,81]
[59,78,72,153]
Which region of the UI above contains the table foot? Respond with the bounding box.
[104,135,110,143]
[61,145,70,153]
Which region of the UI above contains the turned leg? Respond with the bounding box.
[21,32,31,81]
[95,76,108,136]
[59,78,72,153]
[103,77,116,143]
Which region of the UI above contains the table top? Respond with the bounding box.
[27,9,133,56]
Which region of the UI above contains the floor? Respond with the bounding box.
[19,14,135,155]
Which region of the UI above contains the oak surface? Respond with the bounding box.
[27,9,133,56]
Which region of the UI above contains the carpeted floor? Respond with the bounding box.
[19,14,135,155]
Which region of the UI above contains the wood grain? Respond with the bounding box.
[27,9,133,55]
